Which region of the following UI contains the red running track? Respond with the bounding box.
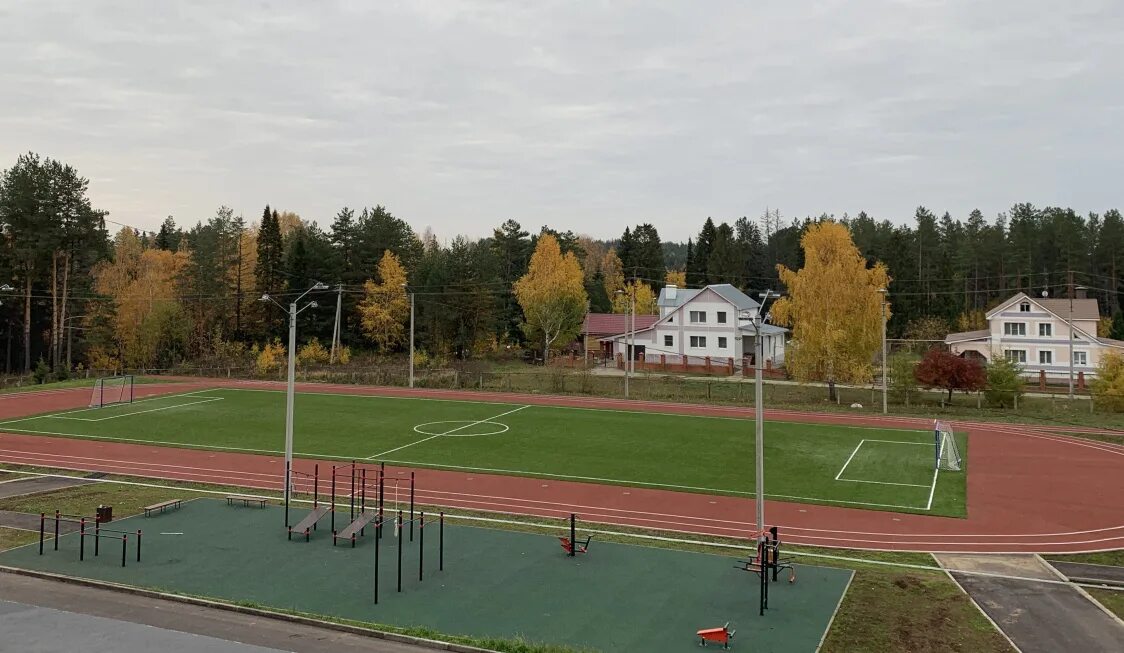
[0,379,1121,553]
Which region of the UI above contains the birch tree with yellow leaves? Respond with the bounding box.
[513,234,587,361]
[770,221,891,400]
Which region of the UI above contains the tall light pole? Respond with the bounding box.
[614,286,635,398]
[879,288,888,414]
[403,284,414,388]
[748,290,773,537]
[261,281,327,527]
[1068,284,1087,400]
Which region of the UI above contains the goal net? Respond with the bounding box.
[934,420,961,471]
[89,375,134,408]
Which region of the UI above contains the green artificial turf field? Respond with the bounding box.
[0,387,968,516]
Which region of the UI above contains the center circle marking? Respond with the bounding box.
[413,420,510,437]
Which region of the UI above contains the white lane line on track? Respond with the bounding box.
[3,465,1124,552]
[3,449,1122,542]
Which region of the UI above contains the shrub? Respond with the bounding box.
[985,355,1025,408]
[297,338,330,366]
[256,340,287,375]
[336,345,351,365]
[33,358,51,384]
[1091,351,1124,412]
[914,348,985,402]
[53,364,70,382]
[888,352,920,404]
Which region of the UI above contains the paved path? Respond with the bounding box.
[935,554,1124,652]
[1049,560,1124,587]
[0,572,436,653]
[0,474,92,500]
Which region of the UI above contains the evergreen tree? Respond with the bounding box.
[154,216,181,251]
[707,222,739,284]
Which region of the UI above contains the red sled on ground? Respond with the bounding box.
[697,622,735,648]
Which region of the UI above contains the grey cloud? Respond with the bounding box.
[1,1,1122,239]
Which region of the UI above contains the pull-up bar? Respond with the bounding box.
[39,511,141,567]
[372,510,444,604]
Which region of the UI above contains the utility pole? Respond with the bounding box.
[880,288,888,414]
[329,283,343,364]
[408,288,415,389]
[1068,271,1074,400]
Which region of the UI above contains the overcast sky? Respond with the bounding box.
[2,1,1121,241]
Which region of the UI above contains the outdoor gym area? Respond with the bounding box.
[0,498,852,652]
[0,385,968,516]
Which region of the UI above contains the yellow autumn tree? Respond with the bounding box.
[770,221,891,399]
[513,234,587,361]
[358,250,409,351]
[665,270,686,287]
[601,248,624,299]
[611,279,658,315]
[91,228,190,368]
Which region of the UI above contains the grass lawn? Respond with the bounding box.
[0,386,967,516]
[1087,588,1124,621]
[0,526,37,551]
[820,570,1014,652]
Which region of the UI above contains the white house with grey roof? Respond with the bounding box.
[945,291,1124,380]
[604,284,787,365]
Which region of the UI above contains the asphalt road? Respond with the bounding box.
[0,573,439,653]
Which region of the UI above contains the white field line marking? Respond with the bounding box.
[47,397,225,422]
[862,439,931,445]
[218,385,928,433]
[0,428,354,461]
[833,439,933,488]
[367,405,531,459]
[924,467,940,511]
[40,389,214,417]
[834,441,865,480]
[0,389,215,427]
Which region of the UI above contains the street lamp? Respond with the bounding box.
[403,283,414,388]
[1069,286,1087,400]
[878,288,888,414]
[614,286,636,399]
[260,281,328,527]
[743,290,775,537]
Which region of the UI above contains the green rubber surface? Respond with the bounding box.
[0,500,853,652]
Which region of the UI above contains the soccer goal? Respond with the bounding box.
[89,375,135,408]
[934,420,961,471]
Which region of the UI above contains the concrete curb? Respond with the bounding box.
[0,565,496,653]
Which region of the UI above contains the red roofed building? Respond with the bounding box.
[581,313,659,357]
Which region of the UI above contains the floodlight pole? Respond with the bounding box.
[262,282,326,527]
[752,290,773,537]
[879,288,888,415]
[409,291,415,388]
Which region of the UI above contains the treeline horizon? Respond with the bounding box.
[3,152,1123,374]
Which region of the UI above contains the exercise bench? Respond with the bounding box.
[142,499,182,517]
[226,495,267,508]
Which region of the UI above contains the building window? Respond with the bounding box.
[1003,322,1026,336]
[1039,323,1052,337]
[1004,349,1027,363]
[716,311,727,324]
[690,336,706,348]
[717,336,727,348]
[689,311,706,324]
[1075,351,1087,365]
[1019,302,1031,312]
[668,316,673,323]
[1039,350,1052,364]
[664,335,673,347]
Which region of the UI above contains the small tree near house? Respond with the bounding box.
[914,348,986,402]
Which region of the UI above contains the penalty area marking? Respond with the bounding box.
[413,420,510,437]
[834,439,933,488]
